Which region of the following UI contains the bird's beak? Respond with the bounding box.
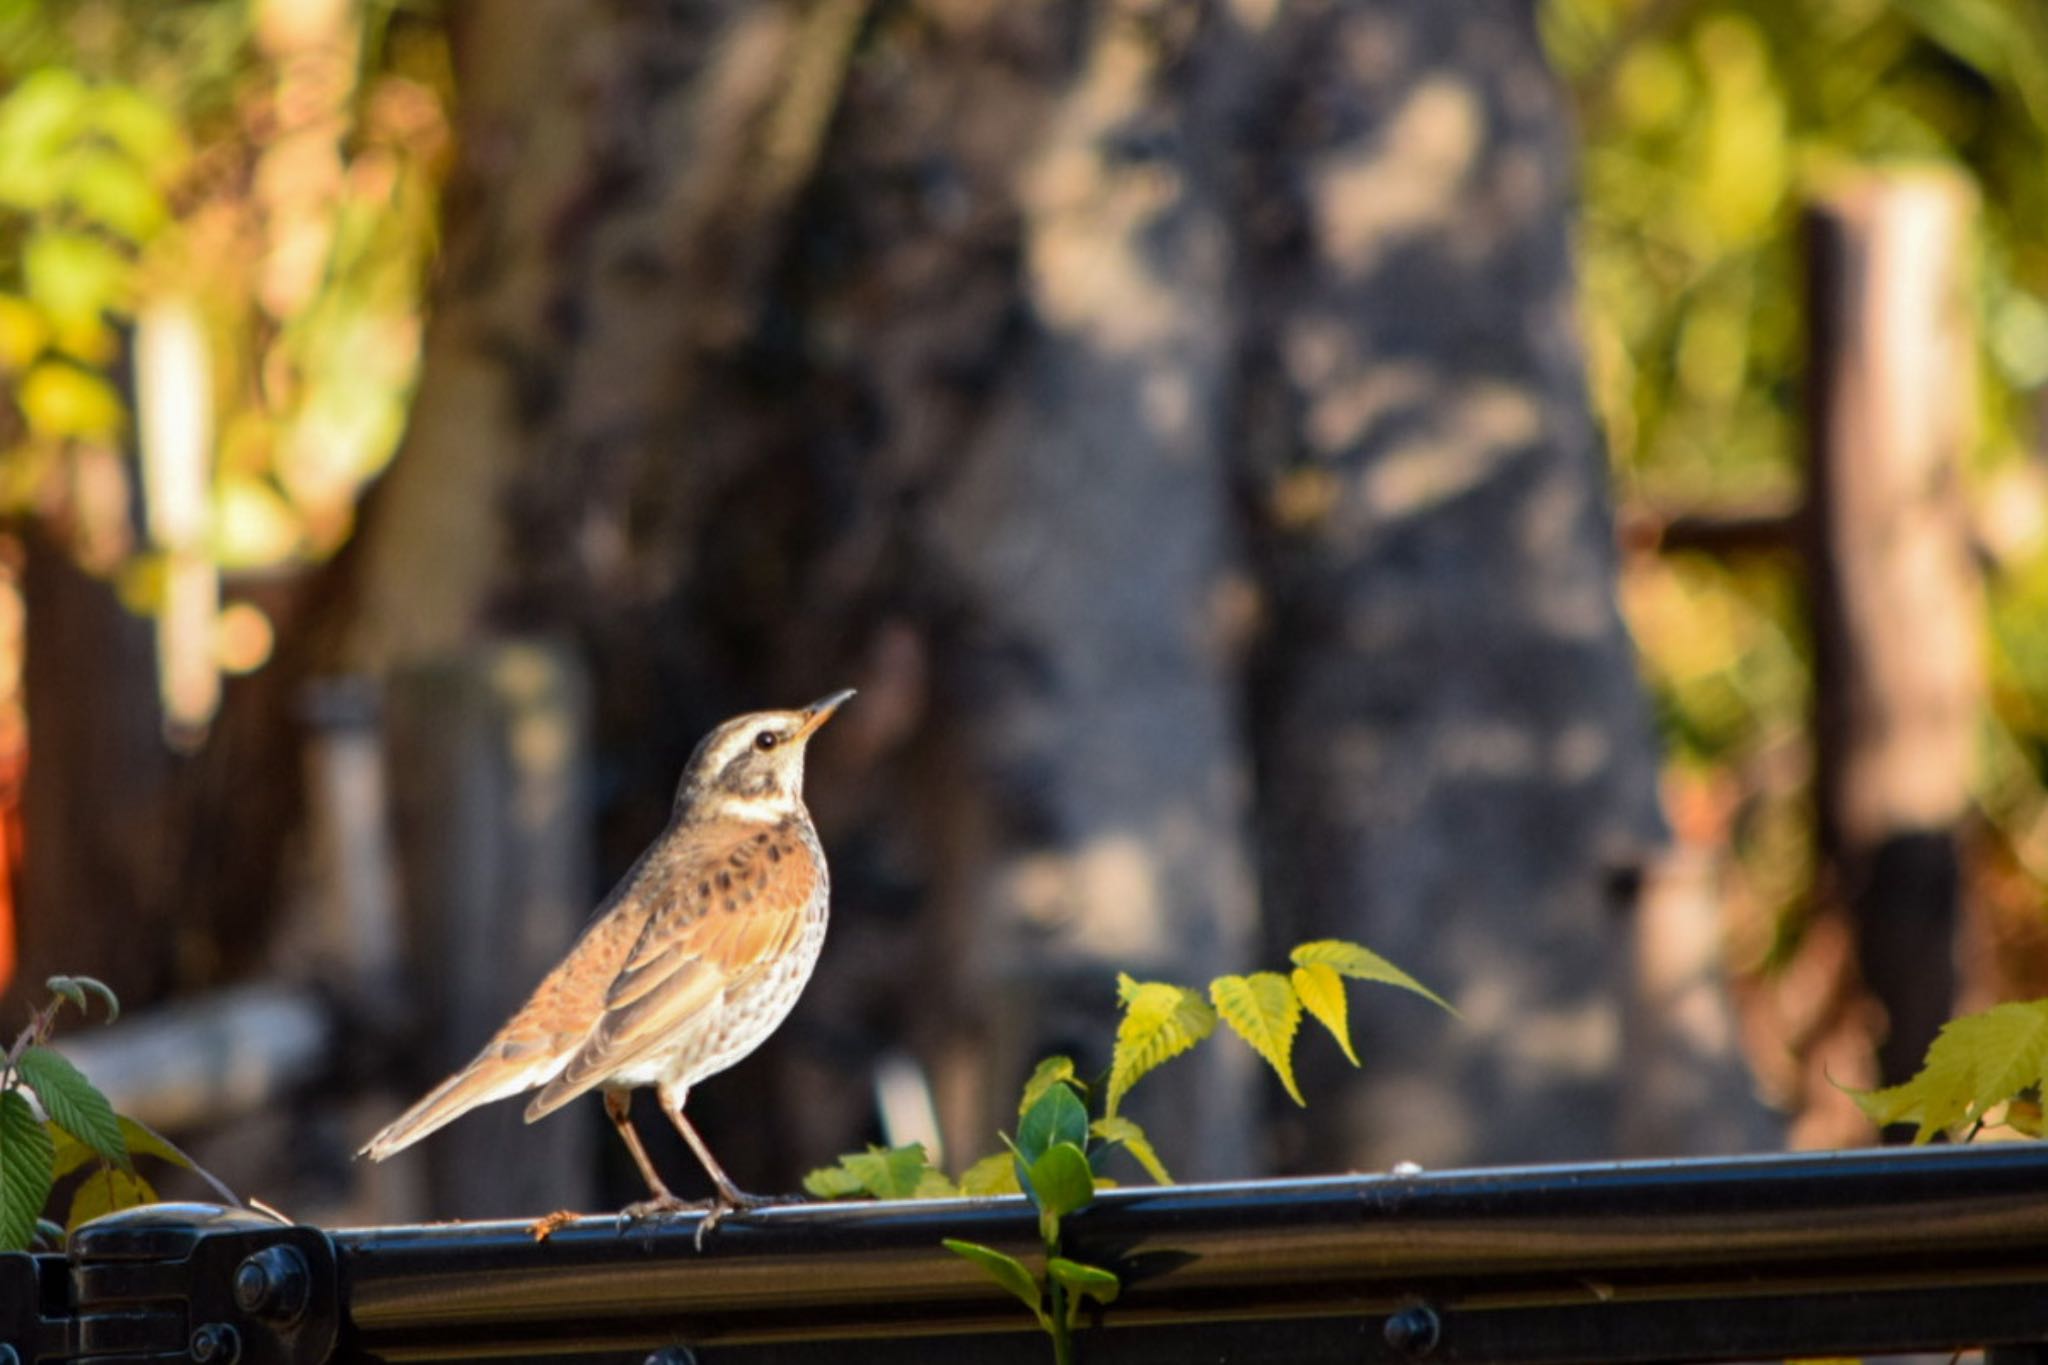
[793,689,856,740]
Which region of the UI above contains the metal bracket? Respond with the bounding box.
[64,1203,337,1365]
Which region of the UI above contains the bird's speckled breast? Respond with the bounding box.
[659,816,830,1096]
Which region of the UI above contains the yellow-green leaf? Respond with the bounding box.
[65,1164,154,1232]
[0,1090,54,1252]
[1291,939,1458,1016]
[18,360,124,439]
[1291,961,1359,1066]
[1850,999,2048,1144]
[23,231,128,329]
[801,1162,868,1199]
[1048,1256,1120,1326]
[913,1167,959,1199]
[1107,974,1216,1117]
[944,1239,1048,1329]
[959,1152,1023,1197]
[1019,1055,1078,1116]
[1090,1116,1172,1185]
[800,1143,937,1200]
[1211,972,1304,1106]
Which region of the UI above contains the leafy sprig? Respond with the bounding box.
[1850,997,2048,1143]
[0,976,235,1248]
[803,937,1454,1363]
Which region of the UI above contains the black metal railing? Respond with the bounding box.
[9,1143,2048,1364]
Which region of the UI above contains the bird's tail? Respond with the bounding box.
[358,1050,553,1161]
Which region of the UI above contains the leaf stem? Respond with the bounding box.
[1048,1271,1073,1365]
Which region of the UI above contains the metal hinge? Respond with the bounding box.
[2,1204,336,1365]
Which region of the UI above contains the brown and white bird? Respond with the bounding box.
[360,691,853,1233]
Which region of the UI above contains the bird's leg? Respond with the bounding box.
[607,1090,706,1222]
[659,1097,798,1247]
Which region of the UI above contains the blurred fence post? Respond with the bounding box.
[1803,171,1981,1091]
[382,640,596,1219]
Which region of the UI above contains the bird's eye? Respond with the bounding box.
[754,729,780,751]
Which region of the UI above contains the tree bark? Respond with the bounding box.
[1235,0,1664,1169]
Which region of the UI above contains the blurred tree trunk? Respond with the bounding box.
[1234,0,1665,1169]
[338,0,1662,1192]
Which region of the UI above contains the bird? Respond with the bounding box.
[360,690,854,1239]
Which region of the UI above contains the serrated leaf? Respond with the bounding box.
[960,1152,1024,1197]
[48,1122,94,1181]
[1019,1056,1079,1117]
[1017,1083,1089,1164]
[65,1164,154,1232]
[1291,940,1457,1016]
[1211,973,1304,1106]
[801,1163,869,1199]
[1089,1116,1173,1185]
[1850,999,2048,1143]
[1048,1256,1120,1326]
[1292,962,1359,1066]
[801,1143,937,1200]
[1107,974,1217,1117]
[16,1048,127,1170]
[943,1239,1048,1329]
[1024,1142,1094,1242]
[0,1090,54,1252]
[913,1167,959,1198]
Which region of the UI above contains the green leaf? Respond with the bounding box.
[23,231,129,330]
[1211,972,1305,1106]
[1292,962,1359,1066]
[65,1164,154,1232]
[801,1163,868,1199]
[46,976,119,1024]
[960,1152,1024,1197]
[1024,1142,1095,1242]
[1107,974,1217,1117]
[1017,1083,1089,1164]
[943,1239,1048,1330]
[1089,1116,1172,1185]
[1850,999,2048,1143]
[1019,1056,1079,1117]
[1048,1256,1120,1326]
[800,1143,937,1200]
[913,1167,959,1198]
[0,1090,54,1252]
[1291,940,1458,1016]
[16,1048,127,1170]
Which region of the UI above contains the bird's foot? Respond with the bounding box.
[527,1209,583,1242]
[691,1190,801,1250]
[616,1192,711,1233]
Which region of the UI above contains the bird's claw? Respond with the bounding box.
[690,1191,803,1250]
[615,1193,710,1233]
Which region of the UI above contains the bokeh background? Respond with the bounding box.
[1,0,2043,1225]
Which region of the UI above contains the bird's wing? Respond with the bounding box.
[523,820,818,1120]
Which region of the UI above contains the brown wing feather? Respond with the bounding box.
[524,821,817,1120]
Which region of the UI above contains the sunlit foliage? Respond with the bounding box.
[1543,0,2048,939]
[0,0,448,636]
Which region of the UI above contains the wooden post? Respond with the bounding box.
[1804,171,1981,1089]
[381,640,596,1219]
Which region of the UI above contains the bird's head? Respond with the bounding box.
[676,689,855,821]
